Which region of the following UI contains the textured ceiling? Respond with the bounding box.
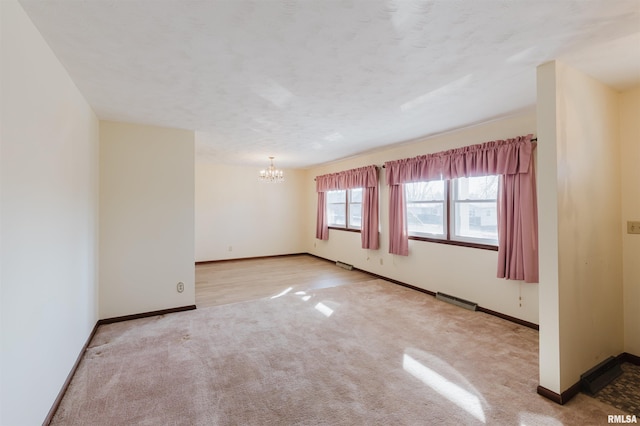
[19,0,640,168]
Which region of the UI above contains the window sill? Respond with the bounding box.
[408,235,498,251]
[328,226,361,233]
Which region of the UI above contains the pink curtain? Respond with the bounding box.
[388,184,408,256]
[497,165,538,283]
[384,135,538,283]
[361,184,379,249]
[315,165,379,249]
[316,192,329,240]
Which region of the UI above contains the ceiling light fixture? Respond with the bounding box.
[259,156,284,183]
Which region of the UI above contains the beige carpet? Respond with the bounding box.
[53,279,623,425]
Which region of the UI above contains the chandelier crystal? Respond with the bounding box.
[258,156,284,183]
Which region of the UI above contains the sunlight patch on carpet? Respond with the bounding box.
[403,353,486,423]
[315,302,334,317]
[270,287,293,299]
[295,290,313,302]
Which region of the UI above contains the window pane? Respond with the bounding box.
[453,201,497,242]
[349,188,363,203]
[406,202,445,236]
[347,188,362,229]
[349,202,362,229]
[327,203,346,226]
[455,176,498,200]
[405,182,446,237]
[327,190,346,203]
[405,181,445,202]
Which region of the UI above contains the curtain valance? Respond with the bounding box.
[316,165,378,192]
[384,134,538,283]
[385,134,534,185]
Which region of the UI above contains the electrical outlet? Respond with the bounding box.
[177,282,184,293]
[628,221,640,234]
[228,246,233,252]
[379,258,383,266]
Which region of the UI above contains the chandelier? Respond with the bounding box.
[259,157,284,183]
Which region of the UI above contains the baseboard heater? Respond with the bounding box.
[435,292,478,311]
[580,356,622,394]
[335,261,353,271]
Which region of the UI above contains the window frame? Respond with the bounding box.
[406,177,499,251]
[327,188,363,232]
[450,176,499,247]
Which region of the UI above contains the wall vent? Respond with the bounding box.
[435,292,478,311]
[580,356,622,395]
[335,261,353,271]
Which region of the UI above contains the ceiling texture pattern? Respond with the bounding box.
[19,0,640,168]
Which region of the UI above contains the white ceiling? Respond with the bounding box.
[19,0,640,168]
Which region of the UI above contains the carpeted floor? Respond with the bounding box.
[53,279,626,425]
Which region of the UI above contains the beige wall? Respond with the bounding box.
[536,61,562,394]
[304,112,540,325]
[195,163,306,261]
[0,1,100,424]
[537,60,624,393]
[99,122,195,319]
[556,61,623,390]
[621,86,640,355]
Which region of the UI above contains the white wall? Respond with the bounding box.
[195,163,306,261]
[1,1,99,424]
[305,112,539,325]
[620,86,640,356]
[537,60,624,394]
[99,121,195,319]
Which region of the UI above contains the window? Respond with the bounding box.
[405,180,446,239]
[451,176,498,245]
[327,188,363,230]
[405,175,498,247]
